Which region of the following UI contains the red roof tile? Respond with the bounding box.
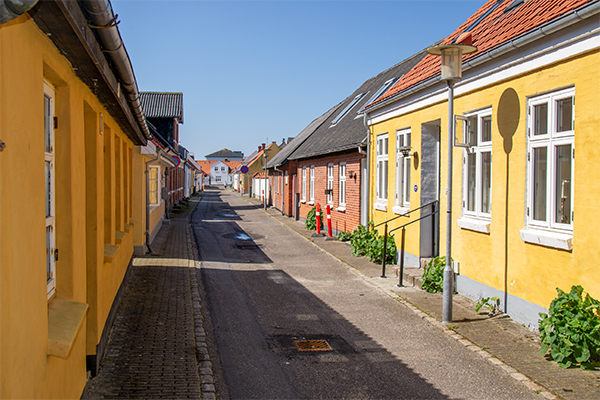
[371,0,591,106]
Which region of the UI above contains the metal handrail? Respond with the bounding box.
[373,200,439,229]
[379,201,439,287]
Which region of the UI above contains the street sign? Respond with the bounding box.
[172,156,181,167]
[241,166,249,174]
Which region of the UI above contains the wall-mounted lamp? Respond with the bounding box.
[0,140,5,152]
[398,145,412,157]
[348,170,356,179]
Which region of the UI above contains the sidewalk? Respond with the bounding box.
[240,192,600,400]
[82,196,215,400]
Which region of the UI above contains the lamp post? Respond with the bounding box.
[426,41,477,324]
[264,143,268,211]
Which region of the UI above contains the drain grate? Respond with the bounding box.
[293,339,332,352]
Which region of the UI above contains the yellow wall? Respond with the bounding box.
[369,49,600,312]
[1,16,137,398]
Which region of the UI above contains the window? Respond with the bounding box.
[221,167,226,172]
[327,164,334,205]
[301,166,307,202]
[461,109,492,222]
[285,170,288,185]
[215,176,221,182]
[394,129,411,211]
[339,163,346,209]
[331,94,364,126]
[375,134,388,209]
[525,88,574,236]
[149,166,160,205]
[365,78,398,107]
[309,165,315,203]
[44,81,56,299]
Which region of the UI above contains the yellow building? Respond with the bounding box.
[364,0,599,329]
[0,0,150,397]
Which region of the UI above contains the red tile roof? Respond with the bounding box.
[371,0,591,106]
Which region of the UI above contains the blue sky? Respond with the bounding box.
[112,0,484,159]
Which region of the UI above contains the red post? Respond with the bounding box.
[262,189,264,204]
[326,204,332,237]
[316,203,321,235]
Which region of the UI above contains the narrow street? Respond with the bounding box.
[192,188,538,400]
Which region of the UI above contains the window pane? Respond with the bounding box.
[383,160,388,200]
[534,103,548,136]
[468,116,478,146]
[481,116,492,142]
[556,97,573,133]
[149,180,158,192]
[46,226,53,282]
[44,94,52,153]
[150,192,158,204]
[467,153,476,211]
[45,161,52,217]
[481,152,491,214]
[149,168,158,179]
[533,147,548,221]
[555,144,571,224]
[406,133,411,147]
[404,158,411,204]
[383,138,388,155]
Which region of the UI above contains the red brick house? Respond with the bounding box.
[268,51,426,233]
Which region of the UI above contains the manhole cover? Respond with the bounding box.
[293,340,332,352]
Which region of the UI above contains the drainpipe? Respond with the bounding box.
[0,0,38,24]
[362,113,371,227]
[274,165,284,215]
[144,153,159,254]
[80,0,151,141]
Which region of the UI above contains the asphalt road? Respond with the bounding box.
[191,188,539,400]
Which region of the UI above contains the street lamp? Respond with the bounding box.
[426,40,477,324]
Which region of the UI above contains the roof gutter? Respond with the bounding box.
[364,0,600,114]
[0,0,38,24]
[80,0,151,140]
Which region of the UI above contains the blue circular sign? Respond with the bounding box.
[172,156,181,167]
[414,184,418,193]
[241,166,249,174]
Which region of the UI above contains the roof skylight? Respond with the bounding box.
[331,93,365,126]
[363,78,399,110]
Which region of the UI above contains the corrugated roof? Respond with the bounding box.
[371,0,592,107]
[140,92,184,123]
[288,50,427,160]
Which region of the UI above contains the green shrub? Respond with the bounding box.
[337,231,352,242]
[346,222,396,265]
[539,285,600,370]
[421,256,447,293]
[305,207,324,232]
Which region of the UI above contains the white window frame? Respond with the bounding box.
[301,166,306,202]
[375,133,389,211]
[338,162,346,210]
[394,129,411,214]
[522,87,574,250]
[460,108,492,228]
[309,165,315,204]
[149,166,160,206]
[327,163,334,205]
[44,81,56,299]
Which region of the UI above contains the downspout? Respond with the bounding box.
[0,0,38,24]
[362,113,371,227]
[80,0,151,141]
[274,165,284,215]
[144,153,159,254]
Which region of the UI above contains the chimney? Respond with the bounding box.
[258,145,261,152]
[262,143,266,150]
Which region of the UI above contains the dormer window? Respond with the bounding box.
[331,94,364,126]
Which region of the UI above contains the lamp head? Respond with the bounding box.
[427,43,478,81]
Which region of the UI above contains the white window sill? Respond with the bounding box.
[300,200,306,204]
[336,206,346,212]
[308,201,314,205]
[392,205,410,216]
[374,202,387,212]
[520,227,573,251]
[458,216,491,234]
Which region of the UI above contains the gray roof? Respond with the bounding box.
[205,148,244,159]
[140,92,184,123]
[288,50,427,160]
[267,104,341,168]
